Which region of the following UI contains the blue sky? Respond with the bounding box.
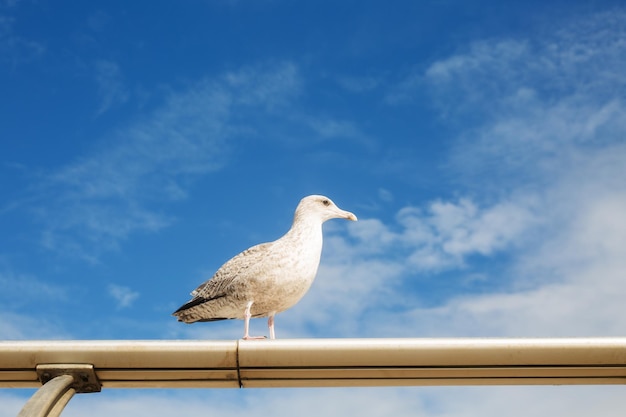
[2,0,626,415]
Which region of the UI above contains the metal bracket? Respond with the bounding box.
[18,365,101,417]
[36,364,101,393]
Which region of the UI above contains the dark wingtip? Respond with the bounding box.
[172,296,208,315]
[172,294,230,322]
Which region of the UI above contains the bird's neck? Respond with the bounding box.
[285,217,324,246]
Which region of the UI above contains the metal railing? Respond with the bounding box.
[2,338,626,416]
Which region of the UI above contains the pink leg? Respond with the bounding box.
[268,313,276,340]
[242,301,266,340]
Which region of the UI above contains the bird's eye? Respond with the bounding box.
[322,199,330,206]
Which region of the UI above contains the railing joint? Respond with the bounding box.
[36,364,101,393]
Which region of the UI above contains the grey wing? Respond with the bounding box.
[190,242,273,299]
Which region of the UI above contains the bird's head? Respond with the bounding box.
[294,195,358,223]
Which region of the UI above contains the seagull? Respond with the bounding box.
[173,195,357,340]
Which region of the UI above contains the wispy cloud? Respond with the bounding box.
[278,9,626,344]
[282,194,537,338]
[0,0,21,7]
[3,8,626,417]
[108,284,140,309]
[94,59,129,115]
[415,8,626,334]
[1,388,430,417]
[389,179,626,338]
[337,196,537,272]
[0,271,67,304]
[398,198,536,271]
[0,13,44,65]
[3,382,623,417]
[0,311,70,339]
[3,60,384,262]
[0,269,71,339]
[24,62,302,261]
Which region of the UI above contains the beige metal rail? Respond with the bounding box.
[1,338,626,416]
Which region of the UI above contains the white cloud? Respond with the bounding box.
[0,271,67,304]
[0,393,28,417]
[3,384,625,417]
[26,62,301,261]
[390,200,626,338]
[0,270,72,339]
[275,8,626,347]
[377,188,393,202]
[94,59,129,115]
[1,389,431,417]
[422,13,626,187]
[425,39,530,87]
[0,13,44,64]
[222,61,301,110]
[0,311,70,339]
[108,284,140,309]
[264,193,536,339]
[312,8,626,344]
[11,60,383,262]
[4,9,626,417]
[341,196,536,273]
[406,198,535,260]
